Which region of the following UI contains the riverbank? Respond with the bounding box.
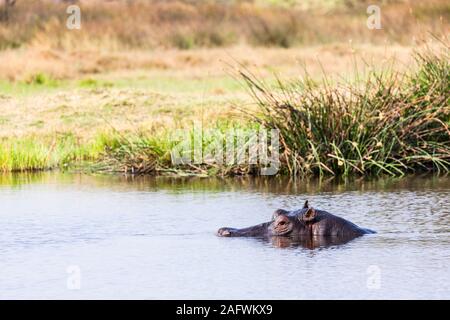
[0,42,448,177]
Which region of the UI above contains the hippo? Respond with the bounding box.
[217,201,375,248]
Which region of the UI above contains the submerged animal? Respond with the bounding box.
[217,201,375,248]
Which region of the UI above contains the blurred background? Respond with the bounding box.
[0,0,448,80]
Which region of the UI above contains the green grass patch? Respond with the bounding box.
[0,133,107,172]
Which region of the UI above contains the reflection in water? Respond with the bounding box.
[0,172,449,299]
[1,171,449,194]
[268,234,360,249]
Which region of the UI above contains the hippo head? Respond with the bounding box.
[217,200,374,249]
[218,200,316,238]
[270,201,316,236]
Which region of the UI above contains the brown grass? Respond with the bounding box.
[0,0,447,51]
[0,43,416,81]
[0,44,418,141]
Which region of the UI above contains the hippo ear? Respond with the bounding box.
[303,200,309,209]
[272,209,289,220]
[301,207,316,222]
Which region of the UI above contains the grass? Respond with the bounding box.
[89,42,448,178]
[87,122,269,176]
[0,1,448,180]
[0,38,448,177]
[240,42,450,177]
[0,0,447,51]
[4,44,408,140]
[0,133,107,172]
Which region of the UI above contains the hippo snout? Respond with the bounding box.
[217,227,234,237]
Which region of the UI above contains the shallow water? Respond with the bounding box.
[0,173,449,299]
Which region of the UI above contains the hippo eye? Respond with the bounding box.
[278,221,287,226]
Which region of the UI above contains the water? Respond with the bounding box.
[0,173,449,299]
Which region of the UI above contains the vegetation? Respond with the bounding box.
[241,43,450,176]
[0,0,448,50]
[0,133,106,172]
[2,44,447,177]
[0,1,448,177]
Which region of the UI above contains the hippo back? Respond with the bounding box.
[313,209,372,237]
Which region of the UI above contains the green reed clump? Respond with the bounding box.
[91,123,266,176]
[241,45,449,177]
[91,133,170,175]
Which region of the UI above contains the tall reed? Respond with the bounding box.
[240,44,449,176]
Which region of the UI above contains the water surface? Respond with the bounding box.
[0,173,449,299]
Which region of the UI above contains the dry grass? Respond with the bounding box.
[0,0,447,51]
[0,88,244,140]
[0,44,417,140]
[0,43,417,82]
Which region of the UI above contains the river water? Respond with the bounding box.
[0,173,449,299]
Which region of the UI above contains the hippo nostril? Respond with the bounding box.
[218,228,232,237]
